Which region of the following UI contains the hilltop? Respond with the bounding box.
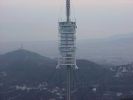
[0,49,133,100]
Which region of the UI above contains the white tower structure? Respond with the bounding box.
[57,0,78,100]
[57,0,78,69]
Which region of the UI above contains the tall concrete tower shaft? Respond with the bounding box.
[57,0,77,100]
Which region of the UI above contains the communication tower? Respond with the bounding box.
[57,0,78,100]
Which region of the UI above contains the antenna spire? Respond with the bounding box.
[66,0,70,22]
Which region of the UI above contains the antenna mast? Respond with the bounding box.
[66,1,71,99]
[66,0,70,22]
[57,0,77,100]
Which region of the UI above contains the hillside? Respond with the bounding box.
[0,49,133,100]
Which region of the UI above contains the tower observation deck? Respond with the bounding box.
[57,0,78,69]
[57,0,78,100]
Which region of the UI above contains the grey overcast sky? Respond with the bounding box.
[0,0,133,41]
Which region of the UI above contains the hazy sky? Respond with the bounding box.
[0,0,133,41]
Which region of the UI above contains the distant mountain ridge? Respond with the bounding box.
[0,33,133,65]
[0,49,51,61]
